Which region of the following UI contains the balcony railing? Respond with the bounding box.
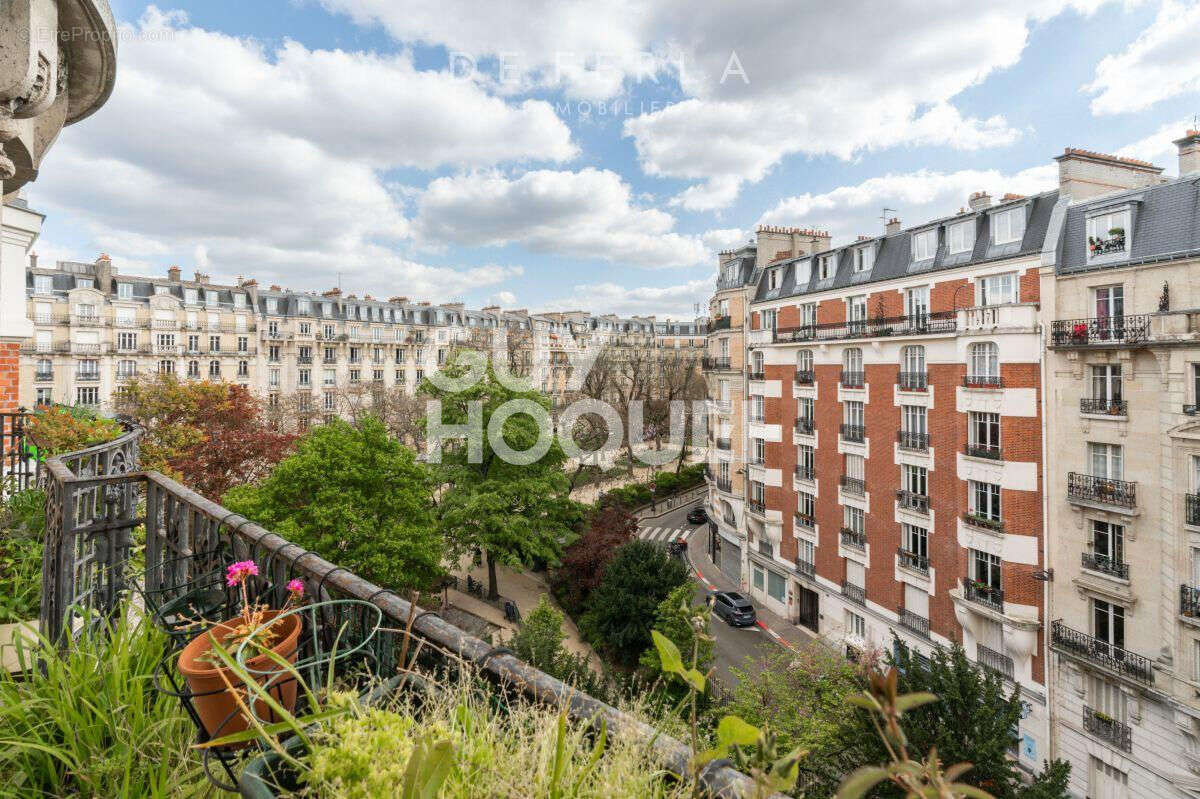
[773,311,955,344]
[964,442,1001,460]
[897,607,930,638]
[34,370,53,381]
[1186,493,1200,526]
[1067,472,1136,509]
[72,343,103,355]
[794,558,815,578]
[74,371,100,383]
[840,370,865,388]
[715,437,731,451]
[964,579,1004,612]
[710,315,732,332]
[896,489,929,513]
[897,430,929,452]
[1050,620,1154,685]
[794,418,814,435]
[1181,585,1200,618]
[794,369,814,385]
[1083,706,1132,752]
[963,374,1003,389]
[898,371,927,391]
[1081,397,1127,416]
[715,479,733,493]
[794,463,815,480]
[840,475,866,495]
[1049,315,1150,348]
[1081,552,1129,580]
[702,356,732,370]
[151,319,178,329]
[748,501,766,516]
[842,581,866,605]
[976,644,1014,680]
[746,369,765,381]
[962,512,1005,533]
[794,511,815,529]
[840,528,866,551]
[840,423,865,443]
[897,547,929,574]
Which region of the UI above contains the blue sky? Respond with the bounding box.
[27,0,1200,319]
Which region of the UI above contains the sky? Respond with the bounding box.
[26,0,1200,320]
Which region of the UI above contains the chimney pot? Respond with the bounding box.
[968,191,992,211]
[1175,130,1200,176]
[167,266,181,281]
[1055,147,1164,200]
[885,217,901,235]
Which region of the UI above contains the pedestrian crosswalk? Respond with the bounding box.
[637,525,694,545]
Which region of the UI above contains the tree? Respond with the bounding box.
[223,416,444,592]
[579,540,689,669]
[28,404,123,456]
[638,583,712,682]
[113,375,296,499]
[553,505,638,615]
[423,361,584,600]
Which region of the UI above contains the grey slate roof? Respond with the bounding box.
[752,190,1060,303]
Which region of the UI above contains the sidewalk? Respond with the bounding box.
[684,528,815,653]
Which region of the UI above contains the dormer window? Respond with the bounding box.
[184,288,199,305]
[854,246,874,272]
[1086,209,1130,260]
[266,298,278,314]
[818,254,835,280]
[34,275,54,294]
[233,293,246,308]
[912,229,937,261]
[204,290,217,308]
[991,207,1025,245]
[155,285,169,295]
[767,268,781,290]
[117,282,133,300]
[76,278,94,290]
[947,220,974,255]
[298,298,311,314]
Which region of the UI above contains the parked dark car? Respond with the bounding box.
[710,590,756,627]
[686,506,707,524]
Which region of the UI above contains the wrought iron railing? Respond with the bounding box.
[715,478,733,493]
[840,371,865,388]
[897,607,930,638]
[794,369,814,385]
[774,311,955,344]
[898,371,927,390]
[1187,493,1200,526]
[840,475,866,495]
[1050,620,1153,685]
[1081,552,1129,580]
[964,442,1001,460]
[1083,706,1132,752]
[897,430,929,451]
[840,423,865,443]
[1050,315,1150,347]
[794,418,814,435]
[840,528,866,550]
[710,315,732,332]
[794,464,815,480]
[964,579,1004,612]
[794,558,815,578]
[748,500,766,516]
[715,437,731,450]
[962,512,1005,533]
[1080,397,1127,415]
[0,412,37,494]
[1181,585,1200,617]
[842,581,865,605]
[702,356,732,370]
[976,643,1014,680]
[794,511,815,529]
[963,374,1003,388]
[1067,472,1136,508]
[746,370,765,381]
[34,370,53,381]
[896,489,929,513]
[897,547,929,574]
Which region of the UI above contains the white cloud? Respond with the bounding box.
[545,277,714,319]
[413,168,709,268]
[701,228,748,252]
[1116,116,1192,173]
[29,7,572,299]
[490,290,518,307]
[1085,0,1200,115]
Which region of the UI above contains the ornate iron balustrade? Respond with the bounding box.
[1181,585,1200,617]
[794,557,815,578]
[794,463,815,480]
[748,500,767,516]
[898,371,927,390]
[897,430,929,451]
[963,374,1003,388]
[746,370,765,381]
[840,475,866,495]
[710,315,732,332]
[794,369,814,385]
[39,462,768,797]
[897,607,930,638]
[715,437,731,451]
[1187,493,1200,526]
[794,512,815,529]
[1081,552,1129,580]
[897,547,929,574]
[715,478,733,493]
[1081,397,1127,416]
[976,644,1014,680]
[1050,620,1154,685]
[962,512,1005,533]
[1050,315,1150,348]
[896,489,929,513]
[1083,706,1132,752]
[34,370,53,381]
[74,371,101,383]
[794,418,815,435]
[840,528,866,550]
[774,311,955,344]
[964,442,1001,460]
[840,371,865,388]
[1088,233,1126,257]
[842,581,866,605]
[702,356,732,370]
[1067,472,1136,508]
[840,423,865,443]
[964,579,1004,612]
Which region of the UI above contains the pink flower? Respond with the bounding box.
[225,560,259,586]
[286,578,305,599]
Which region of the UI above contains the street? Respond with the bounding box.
[636,503,792,688]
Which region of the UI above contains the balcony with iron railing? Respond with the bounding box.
[1186,493,1200,526]
[715,478,733,494]
[840,475,865,496]
[74,370,101,383]
[961,512,1005,533]
[1083,706,1132,752]
[839,370,865,388]
[1067,472,1136,509]
[151,319,179,330]
[897,547,929,574]
[840,528,866,551]
[747,500,767,517]
[964,442,1001,460]
[772,311,955,344]
[34,370,53,382]
[746,369,765,381]
[794,511,815,529]
[963,374,1003,389]
[1050,314,1150,348]
[1081,397,1127,416]
[976,644,1014,681]
[963,579,1004,612]
[794,369,814,385]
[794,417,814,435]
[709,315,732,332]
[701,356,732,370]
[794,463,815,481]
[1081,552,1129,580]
[842,581,865,605]
[896,489,929,513]
[1181,585,1200,618]
[1050,620,1154,685]
[897,371,927,391]
[897,430,929,452]
[71,314,104,326]
[897,607,930,638]
[715,437,731,451]
[839,423,865,443]
[794,557,815,578]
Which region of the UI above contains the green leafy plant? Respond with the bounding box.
[0,488,47,623]
[28,404,123,456]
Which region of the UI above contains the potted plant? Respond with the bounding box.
[177,561,306,740]
[1071,322,1088,344]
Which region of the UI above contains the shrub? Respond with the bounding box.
[553,505,638,615]
[28,405,123,456]
[0,488,45,624]
[638,583,712,686]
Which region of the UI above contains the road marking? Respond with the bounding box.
[691,566,797,653]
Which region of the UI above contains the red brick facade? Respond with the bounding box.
[0,340,21,412]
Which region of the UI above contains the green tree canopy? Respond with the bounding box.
[638,582,712,682]
[223,416,443,592]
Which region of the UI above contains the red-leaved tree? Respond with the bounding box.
[553,504,638,615]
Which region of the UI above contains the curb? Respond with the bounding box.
[683,543,799,654]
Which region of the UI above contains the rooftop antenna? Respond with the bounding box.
[880,207,897,225]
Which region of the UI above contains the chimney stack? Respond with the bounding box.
[322,287,342,298]
[167,265,181,282]
[29,252,37,269]
[968,191,992,211]
[1175,130,1200,176]
[194,271,209,284]
[885,217,901,235]
[1055,147,1163,200]
[389,296,407,304]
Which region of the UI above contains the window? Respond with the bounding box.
[902,404,927,435]
[35,387,52,405]
[1093,285,1124,328]
[1091,364,1122,405]
[323,369,336,386]
[299,322,311,335]
[76,277,94,290]
[1086,209,1130,259]
[209,360,221,378]
[902,524,928,561]
[797,397,814,423]
[235,316,247,333]
[1092,599,1125,649]
[159,359,175,374]
[991,207,1025,245]
[968,342,999,379]
[752,438,765,465]
[847,296,867,331]
[209,335,220,352]
[751,350,764,374]
[266,298,278,313]
[902,464,927,497]
[977,273,1017,306]
[298,369,311,386]
[233,293,246,309]
[34,330,51,352]
[846,453,865,481]
[947,220,974,254]
[761,309,777,332]
[752,566,764,592]
[156,332,176,350]
[751,395,764,423]
[767,570,786,603]
[324,392,336,411]
[238,360,248,377]
[186,334,200,353]
[845,610,866,640]
[970,549,1002,590]
[797,349,813,371]
[204,290,217,309]
[968,411,1000,455]
[905,286,929,321]
[1088,442,1123,480]
[117,332,137,351]
[844,400,864,428]
[969,480,1001,522]
[187,360,200,378]
[844,505,864,534]
[912,229,937,261]
[115,307,135,326]
[297,298,311,314]
[797,444,814,476]
[155,285,169,295]
[767,268,781,290]
[818,254,835,280]
[184,288,198,305]
[797,491,815,521]
[1089,756,1128,799]
[1091,520,1125,566]
[902,345,925,374]
[117,282,133,300]
[843,347,863,373]
[237,336,248,354]
[268,345,280,362]
[854,246,874,272]
[34,274,54,294]
[76,387,99,406]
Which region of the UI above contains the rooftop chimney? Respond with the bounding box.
[968,191,992,211]
[167,265,181,282]
[885,217,901,235]
[193,271,209,284]
[240,278,257,288]
[389,296,408,304]
[322,287,342,298]
[1175,130,1200,176]
[481,305,500,312]
[753,225,832,268]
[95,253,111,264]
[1055,147,1164,200]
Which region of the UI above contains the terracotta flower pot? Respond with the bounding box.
[177,609,303,741]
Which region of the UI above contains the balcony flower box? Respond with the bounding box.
[1071,322,1088,344]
